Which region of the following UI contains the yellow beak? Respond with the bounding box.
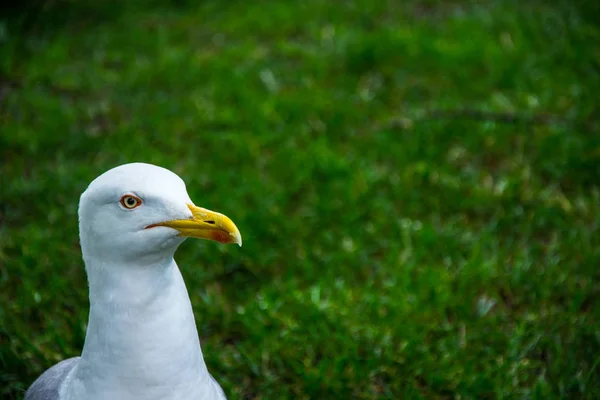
[147,204,242,246]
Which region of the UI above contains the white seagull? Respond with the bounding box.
[25,163,242,400]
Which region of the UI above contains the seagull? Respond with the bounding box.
[25,163,242,400]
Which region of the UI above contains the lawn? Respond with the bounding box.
[1,0,599,398]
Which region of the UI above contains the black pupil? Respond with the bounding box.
[126,198,135,206]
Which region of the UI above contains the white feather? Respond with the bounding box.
[26,163,227,400]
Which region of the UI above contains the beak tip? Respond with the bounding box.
[234,233,243,247]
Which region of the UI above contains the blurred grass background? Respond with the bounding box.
[1,0,600,398]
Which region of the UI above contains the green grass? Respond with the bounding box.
[1,0,599,398]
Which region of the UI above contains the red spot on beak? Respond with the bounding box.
[211,230,231,244]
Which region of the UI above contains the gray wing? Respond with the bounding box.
[25,357,80,400]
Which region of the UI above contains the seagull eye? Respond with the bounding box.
[120,195,142,209]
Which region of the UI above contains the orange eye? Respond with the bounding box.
[120,195,142,209]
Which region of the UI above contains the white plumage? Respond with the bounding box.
[26,163,242,400]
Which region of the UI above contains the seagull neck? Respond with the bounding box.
[73,256,212,397]
[85,255,177,306]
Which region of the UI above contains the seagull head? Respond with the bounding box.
[78,163,242,264]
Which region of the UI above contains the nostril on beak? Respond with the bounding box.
[204,220,216,225]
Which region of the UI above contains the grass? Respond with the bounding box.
[1,0,599,398]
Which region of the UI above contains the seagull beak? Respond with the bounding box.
[147,204,242,246]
